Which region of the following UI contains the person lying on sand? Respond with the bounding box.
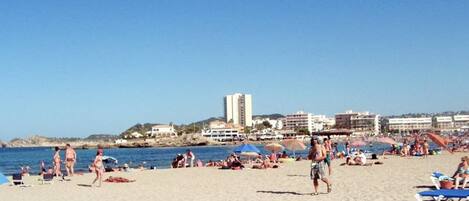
[252,158,279,169]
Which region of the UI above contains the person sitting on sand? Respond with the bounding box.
[401,142,410,157]
[21,166,30,176]
[280,151,289,159]
[347,150,366,166]
[453,156,469,189]
[196,159,203,167]
[253,158,272,169]
[185,149,195,168]
[269,152,277,163]
[383,144,398,155]
[39,160,47,176]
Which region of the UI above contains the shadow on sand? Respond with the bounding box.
[257,190,309,196]
[286,174,309,177]
[77,184,92,187]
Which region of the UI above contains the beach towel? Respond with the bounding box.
[104,176,135,183]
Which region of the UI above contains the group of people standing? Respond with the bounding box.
[50,144,77,177]
[49,144,104,187]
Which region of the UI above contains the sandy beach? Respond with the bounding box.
[0,152,461,201]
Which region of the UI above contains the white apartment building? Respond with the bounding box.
[224,93,252,127]
[252,118,283,130]
[283,111,313,133]
[454,115,469,128]
[283,111,333,133]
[148,124,177,137]
[388,117,432,132]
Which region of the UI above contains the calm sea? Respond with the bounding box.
[0,143,406,175]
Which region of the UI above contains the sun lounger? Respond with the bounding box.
[415,189,469,201]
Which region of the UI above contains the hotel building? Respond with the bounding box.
[433,116,454,130]
[283,111,334,133]
[335,110,380,135]
[388,117,432,133]
[224,93,253,127]
[454,115,469,128]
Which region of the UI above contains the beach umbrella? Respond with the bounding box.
[0,172,8,185]
[233,144,260,154]
[351,140,367,147]
[427,133,447,148]
[282,139,306,157]
[264,143,284,153]
[240,151,260,157]
[376,137,397,145]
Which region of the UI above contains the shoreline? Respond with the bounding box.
[0,152,463,201]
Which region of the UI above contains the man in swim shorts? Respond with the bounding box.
[65,144,77,176]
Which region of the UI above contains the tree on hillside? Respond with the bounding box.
[262,121,272,128]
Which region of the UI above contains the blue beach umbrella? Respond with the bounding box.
[233,144,261,154]
[0,172,9,185]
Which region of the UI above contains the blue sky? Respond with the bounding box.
[0,1,468,140]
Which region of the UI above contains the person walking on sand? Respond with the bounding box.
[92,149,104,187]
[308,137,332,195]
[65,144,77,176]
[323,138,333,175]
[422,140,429,158]
[53,146,62,178]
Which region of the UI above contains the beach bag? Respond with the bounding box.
[371,154,378,160]
[440,180,454,189]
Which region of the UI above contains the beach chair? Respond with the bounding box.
[11,174,25,186]
[40,173,54,185]
[415,189,469,201]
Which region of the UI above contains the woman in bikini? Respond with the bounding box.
[92,149,104,187]
[53,146,62,177]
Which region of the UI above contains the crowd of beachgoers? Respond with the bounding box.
[5,131,469,200]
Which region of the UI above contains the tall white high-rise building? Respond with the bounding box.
[224,93,252,127]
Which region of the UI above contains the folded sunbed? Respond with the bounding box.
[415,189,469,201]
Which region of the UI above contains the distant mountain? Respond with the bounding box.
[253,113,285,120]
[85,134,118,141]
[385,110,469,118]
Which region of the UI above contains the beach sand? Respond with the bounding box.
[0,152,462,201]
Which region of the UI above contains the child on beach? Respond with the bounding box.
[92,149,104,187]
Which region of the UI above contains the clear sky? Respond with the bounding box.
[0,1,468,140]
